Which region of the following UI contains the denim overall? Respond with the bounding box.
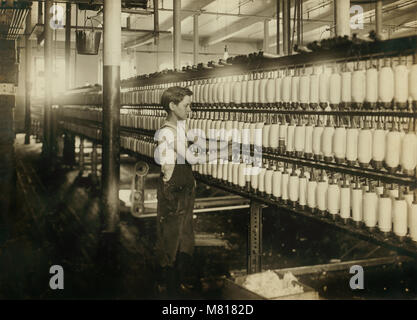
[156,127,196,268]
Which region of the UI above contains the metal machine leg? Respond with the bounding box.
[91,142,98,185]
[79,137,84,175]
[130,161,149,218]
[248,201,263,274]
[63,133,76,167]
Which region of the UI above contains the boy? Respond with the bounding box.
[154,86,196,296]
[155,86,232,296]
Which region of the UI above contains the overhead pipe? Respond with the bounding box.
[36,23,171,34]
[156,6,330,20]
[193,14,199,65]
[173,0,181,70]
[24,6,32,145]
[65,3,71,90]
[120,48,242,55]
[102,0,121,234]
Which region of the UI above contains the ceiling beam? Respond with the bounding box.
[379,6,417,30]
[202,0,332,46]
[391,21,417,38]
[264,0,409,48]
[202,5,276,46]
[205,0,410,48]
[124,0,216,50]
[349,9,417,37]
[124,32,155,49]
[159,0,216,31]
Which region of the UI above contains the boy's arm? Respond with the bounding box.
[156,126,191,162]
[191,139,233,163]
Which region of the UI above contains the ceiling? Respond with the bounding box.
[124,0,417,49]
[1,0,417,52]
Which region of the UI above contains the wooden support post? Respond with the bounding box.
[65,3,71,90]
[276,0,280,55]
[375,0,382,39]
[335,0,350,37]
[24,6,32,145]
[282,0,290,56]
[248,201,263,274]
[153,0,159,46]
[102,0,121,233]
[43,0,53,160]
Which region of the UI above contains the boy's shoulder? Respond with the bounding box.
[159,121,189,135]
[157,122,177,140]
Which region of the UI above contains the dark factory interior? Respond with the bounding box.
[1,0,417,300]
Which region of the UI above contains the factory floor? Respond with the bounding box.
[1,134,417,300]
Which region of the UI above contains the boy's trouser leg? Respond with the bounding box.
[164,266,179,297]
[176,252,191,284]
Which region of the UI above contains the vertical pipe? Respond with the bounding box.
[37,1,43,25]
[276,0,280,55]
[263,19,270,53]
[102,0,121,233]
[333,0,337,37]
[74,6,78,87]
[282,0,290,55]
[24,6,32,145]
[193,14,199,65]
[290,0,296,54]
[153,0,159,46]
[335,0,350,37]
[300,0,303,44]
[173,0,181,70]
[375,0,382,39]
[296,0,301,46]
[65,3,71,90]
[288,0,291,54]
[43,0,53,159]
